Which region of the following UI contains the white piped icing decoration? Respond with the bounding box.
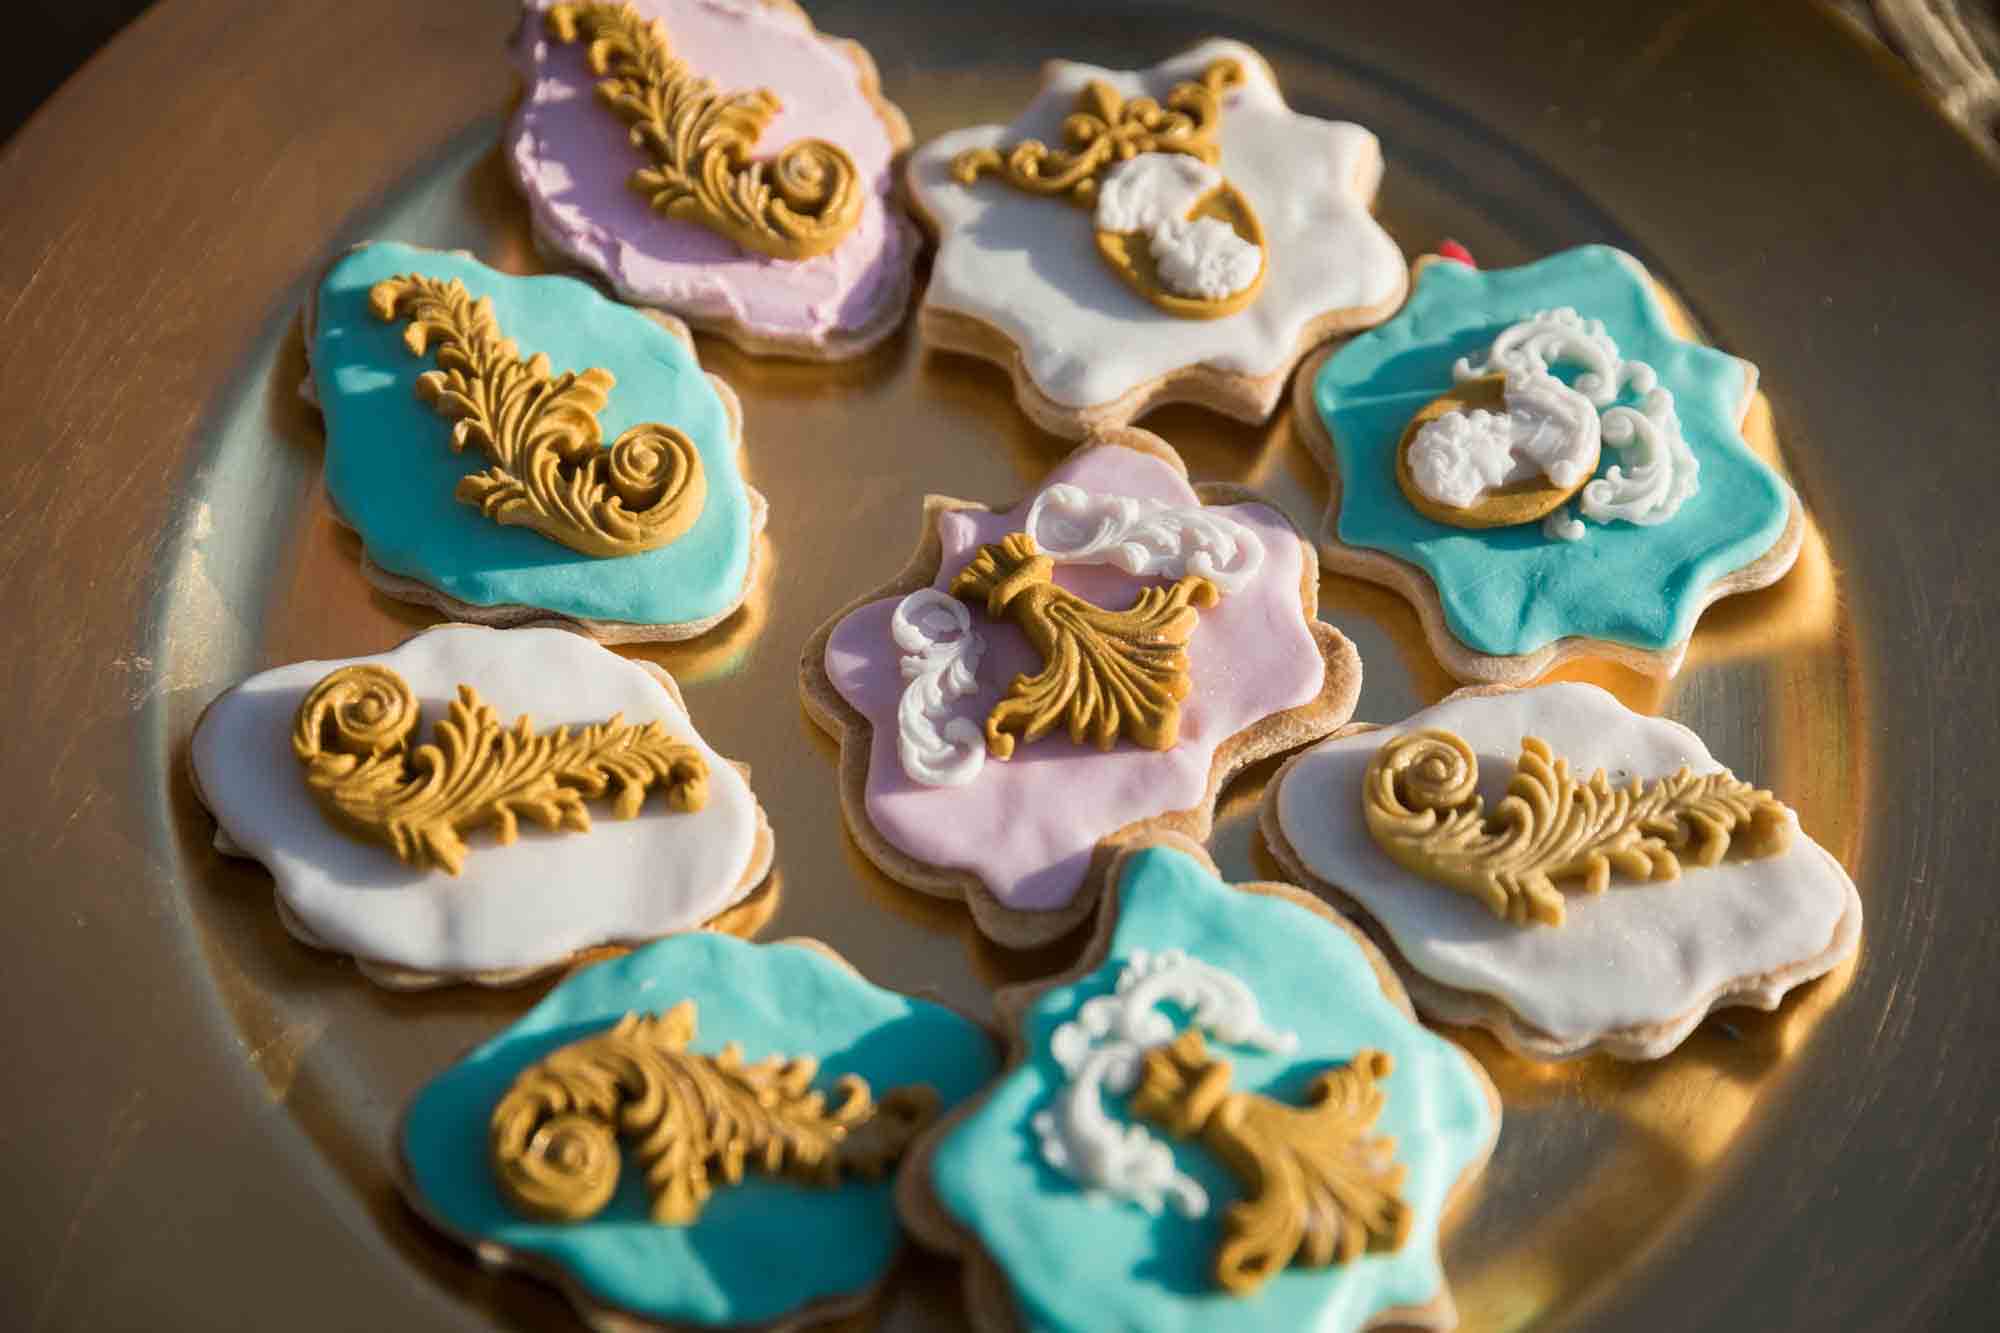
[1094,153,1261,302]
[1024,484,1266,593]
[1031,948,1296,1216]
[891,589,987,787]
[1450,307,1700,534]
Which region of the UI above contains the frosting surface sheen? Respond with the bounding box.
[823,445,1323,912]
[1274,682,1856,1041]
[191,625,760,974]
[1313,246,1790,655]
[402,933,999,1324]
[313,241,751,626]
[931,846,1492,1332]
[912,40,1404,409]
[508,0,912,344]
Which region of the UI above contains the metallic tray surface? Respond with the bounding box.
[2,1,1996,1329]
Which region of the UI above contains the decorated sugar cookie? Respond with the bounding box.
[507,0,919,359]
[799,428,1362,947]
[1297,245,1804,683]
[1261,682,1863,1060]
[897,836,1498,1332]
[302,242,765,641]
[190,625,774,988]
[400,932,999,1330]
[907,40,1406,440]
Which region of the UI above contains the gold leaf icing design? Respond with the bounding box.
[1362,728,1794,926]
[950,58,1243,204]
[947,532,1217,758]
[546,1,863,260]
[489,1002,940,1224]
[291,664,708,875]
[1131,1029,1410,1296]
[370,273,706,559]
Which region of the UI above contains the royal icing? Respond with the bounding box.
[507,0,915,349]
[930,845,1494,1329]
[1033,948,1295,1217]
[1406,378,1598,510]
[191,625,762,978]
[1312,246,1793,657]
[891,589,987,788]
[912,40,1404,410]
[402,934,999,1326]
[1025,483,1265,593]
[310,243,755,628]
[1094,154,1262,302]
[824,445,1323,911]
[1272,683,1861,1046]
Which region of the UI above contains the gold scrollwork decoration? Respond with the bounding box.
[370,273,706,559]
[947,532,1217,758]
[291,664,708,876]
[950,58,1243,204]
[547,2,864,260]
[1363,728,1795,927]
[489,1002,940,1224]
[1131,1029,1410,1296]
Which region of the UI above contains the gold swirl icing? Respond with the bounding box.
[489,1002,939,1224]
[291,664,708,875]
[947,532,1217,758]
[369,273,705,559]
[1131,1029,1410,1296]
[546,2,864,260]
[1362,728,1795,926]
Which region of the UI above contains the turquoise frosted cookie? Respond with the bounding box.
[303,241,765,642]
[399,933,1000,1330]
[1295,246,1803,683]
[898,836,1497,1333]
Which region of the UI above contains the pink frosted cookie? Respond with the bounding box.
[800,428,1362,947]
[507,0,918,359]
[907,39,1406,439]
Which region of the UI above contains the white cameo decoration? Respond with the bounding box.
[1449,307,1700,538]
[1032,948,1297,1216]
[1095,153,1261,302]
[1024,484,1265,594]
[890,590,987,787]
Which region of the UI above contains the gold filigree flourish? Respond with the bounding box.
[370,273,705,558]
[489,1002,940,1224]
[1363,728,1795,926]
[947,532,1217,758]
[547,2,863,260]
[1131,1029,1410,1296]
[950,58,1243,204]
[291,663,708,875]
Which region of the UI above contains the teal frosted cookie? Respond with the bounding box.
[398,933,999,1330]
[1295,246,1803,683]
[898,835,1497,1333]
[304,241,765,642]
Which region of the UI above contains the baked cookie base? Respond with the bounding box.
[906,103,1407,442]
[1258,707,1865,1062]
[299,256,768,645]
[799,427,1364,949]
[508,3,920,363]
[189,650,778,990]
[894,833,1500,1332]
[1290,271,1807,685]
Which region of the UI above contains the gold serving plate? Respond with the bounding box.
[2,1,1992,1330]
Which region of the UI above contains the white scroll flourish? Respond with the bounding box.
[1031,948,1297,1217]
[890,590,987,788]
[1024,484,1265,594]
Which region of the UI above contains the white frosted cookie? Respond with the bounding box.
[907,39,1406,440]
[190,625,774,988]
[1261,683,1861,1060]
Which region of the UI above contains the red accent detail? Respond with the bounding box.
[1436,240,1476,268]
